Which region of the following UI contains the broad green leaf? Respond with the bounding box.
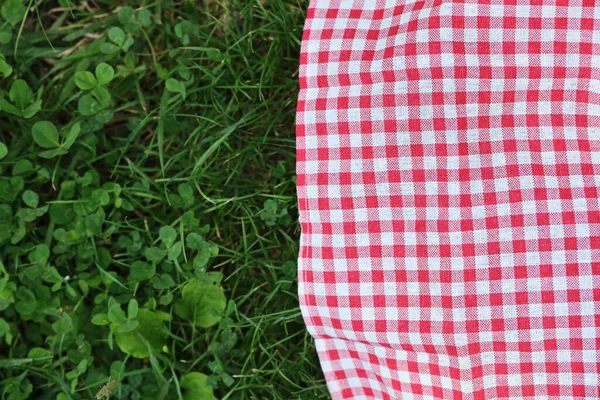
[22,190,39,208]
[79,172,94,187]
[29,244,49,266]
[107,27,125,46]
[78,279,89,296]
[159,226,177,248]
[117,7,137,32]
[32,121,60,149]
[52,317,73,334]
[100,43,120,54]
[95,109,114,124]
[78,94,102,116]
[62,123,80,150]
[200,271,223,285]
[45,269,62,287]
[186,232,207,250]
[128,299,138,319]
[168,242,183,261]
[92,188,110,206]
[98,253,117,283]
[221,372,235,387]
[138,9,151,27]
[16,204,48,222]
[175,279,226,328]
[9,79,33,110]
[27,347,51,360]
[151,273,175,290]
[178,183,194,205]
[165,78,183,93]
[0,204,11,221]
[15,299,36,316]
[109,361,124,377]
[111,309,167,359]
[117,319,139,333]
[221,329,238,350]
[129,261,155,281]
[12,159,33,175]
[0,142,7,160]
[91,313,110,326]
[122,36,134,51]
[74,71,97,90]
[174,21,199,46]
[180,373,217,400]
[0,97,21,116]
[0,318,10,336]
[104,181,121,196]
[49,203,75,225]
[1,0,26,26]
[108,303,127,324]
[144,247,166,263]
[76,359,88,374]
[165,78,186,99]
[205,48,223,61]
[193,249,216,270]
[0,26,11,44]
[22,100,41,119]
[11,223,26,244]
[159,292,173,306]
[182,211,200,230]
[208,359,223,373]
[95,63,115,85]
[154,310,172,322]
[91,86,111,105]
[263,199,278,214]
[85,213,104,236]
[0,54,12,78]
[39,148,68,159]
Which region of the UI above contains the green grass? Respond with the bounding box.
[0,0,329,399]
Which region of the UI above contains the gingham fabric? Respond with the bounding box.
[296,0,600,398]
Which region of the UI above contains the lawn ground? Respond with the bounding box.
[0,0,329,399]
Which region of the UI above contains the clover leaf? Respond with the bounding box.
[1,0,26,26]
[159,226,177,249]
[0,142,7,160]
[31,121,81,159]
[165,78,186,100]
[101,27,134,54]
[0,79,42,118]
[175,278,226,328]
[180,373,217,400]
[111,308,168,359]
[32,121,60,148]
[0,54,12,78]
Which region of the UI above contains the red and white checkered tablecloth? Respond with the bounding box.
[296,0,600,398]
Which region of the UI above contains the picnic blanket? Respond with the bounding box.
[296,0,600,398]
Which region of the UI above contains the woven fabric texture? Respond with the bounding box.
[296,0,600,399]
